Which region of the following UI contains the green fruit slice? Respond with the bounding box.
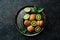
[24,7,31,12]
[35,26,41,32]
[23,14,30,20]
[31,21,37,26]
[36,14,41,20]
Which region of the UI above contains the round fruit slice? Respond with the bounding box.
[31,21,37,26]
[23,14,30,20]
[36,14,41,20]
[24,7,31,12]
[35,26,41,32]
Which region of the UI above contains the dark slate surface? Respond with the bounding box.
[0,0,60,40]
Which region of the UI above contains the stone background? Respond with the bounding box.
[0,0,60,40]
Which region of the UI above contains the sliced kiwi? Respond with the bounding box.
[36,14,41,20]
[31,21,37,26]
[23,14,30,20]
[24,7,31,12]
[35,26,41,32]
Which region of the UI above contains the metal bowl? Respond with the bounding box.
[15,5,46,36]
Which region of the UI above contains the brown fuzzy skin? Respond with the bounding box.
[37,20,43,26]
[24,20,31,26]
[27,25,34,32]
[29,14,36,21]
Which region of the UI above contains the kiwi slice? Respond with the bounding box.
[24,7,31,12]
[35,26,41,32]
[31,21,37,26]
[23,14,30,20]
[36,14,41,20]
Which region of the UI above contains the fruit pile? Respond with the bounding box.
[23,7,44,33]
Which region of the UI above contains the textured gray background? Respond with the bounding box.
[0,0,60,40]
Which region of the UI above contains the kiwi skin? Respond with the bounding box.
[29,14,36,21]
[24,20,31,26]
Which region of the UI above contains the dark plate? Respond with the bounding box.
[15,5,46,36]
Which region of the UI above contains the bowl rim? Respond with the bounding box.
[15,5,46,36]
